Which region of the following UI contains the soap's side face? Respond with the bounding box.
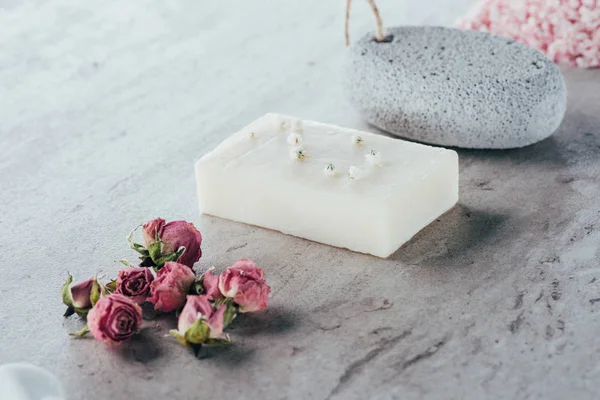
[196,114,459,257]
[343,26,567,149]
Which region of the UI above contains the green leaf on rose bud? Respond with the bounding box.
[74,308,90,318]
[169,330,189,347]
[104,280,117,294]
[61,274,74,308]
[204,335,232,346]
[223,301,238,328]
[161,251,180,264]
[69,325,90,338]
[126,228,136,247]
[128,238,148,257]
[127,225,155,262]
[175,246,185,261]
[90,279,101,306]
[128,239,150,258]
[184,319,211,345]
[132,243,147,253]
[151,251,180,270]
[214,297,226,307]
[120,260,134,267]
[126,226,145,251]
[147,241,163,265]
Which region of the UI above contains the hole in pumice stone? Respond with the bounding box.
[372,34,394,43]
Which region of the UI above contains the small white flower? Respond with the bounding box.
[348,166,363,180]
[287,133,303,146]
[324,163,337,177]
[352,135,364,145]
[290,148,306,160]
[291,118,303,133]
[278,117,288,132]
[365,149,382,166]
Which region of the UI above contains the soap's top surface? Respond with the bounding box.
[198,114,457,198]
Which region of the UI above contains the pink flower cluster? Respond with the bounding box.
[62,218,270,352]
[202,259,270,313]
[457,0,600,68]
[170,259,270,348]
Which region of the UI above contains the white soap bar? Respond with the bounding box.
[195,114,458,258]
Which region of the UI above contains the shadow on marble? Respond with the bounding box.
[117,328,163,364]
[227,306,300,337]
[457,86,600,167]
[196,343,256,367]
[457,136,566,167]
[391,204,510,269]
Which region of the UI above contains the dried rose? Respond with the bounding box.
[86,294,142,344]
[141,217,165,247]
[200,268,223,301]
[219,259,270,313]
[62,274,101,317]
[139,218,202,269]
[170,295,231,347]
[114,267,154,304]
[149,262,196,312]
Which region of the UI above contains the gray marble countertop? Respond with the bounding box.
[1,1,600,399]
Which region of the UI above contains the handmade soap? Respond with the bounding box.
[195,114,459,258]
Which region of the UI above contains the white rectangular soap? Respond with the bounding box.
[195,114,458,258]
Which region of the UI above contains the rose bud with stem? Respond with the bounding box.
[61,274,101,317]
[128,218,203,270]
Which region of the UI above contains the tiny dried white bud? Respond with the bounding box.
[348,166,363,180]
[290,148,306,160]
[365,149,382,166]
[287,133,303,146]
[291,118,303,133]
[352,135,364,145]
[324,163,337,177]
[278,118,288,132]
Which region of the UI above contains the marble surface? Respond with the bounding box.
[1,1,600,399]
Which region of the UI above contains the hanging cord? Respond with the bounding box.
[345,0,386,46]
[345,0,352,46]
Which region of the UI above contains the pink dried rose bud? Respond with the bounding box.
[138,218,203,268]
[87,294,142,344]
[200,268,223,301]
[62,274,101,317]
[149,262,196,312]
[170,295,230,347]
[141,217,165,247]
[219,259,270,313]
[114,267,154,304]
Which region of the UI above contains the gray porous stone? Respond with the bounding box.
[343,26,567,149]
